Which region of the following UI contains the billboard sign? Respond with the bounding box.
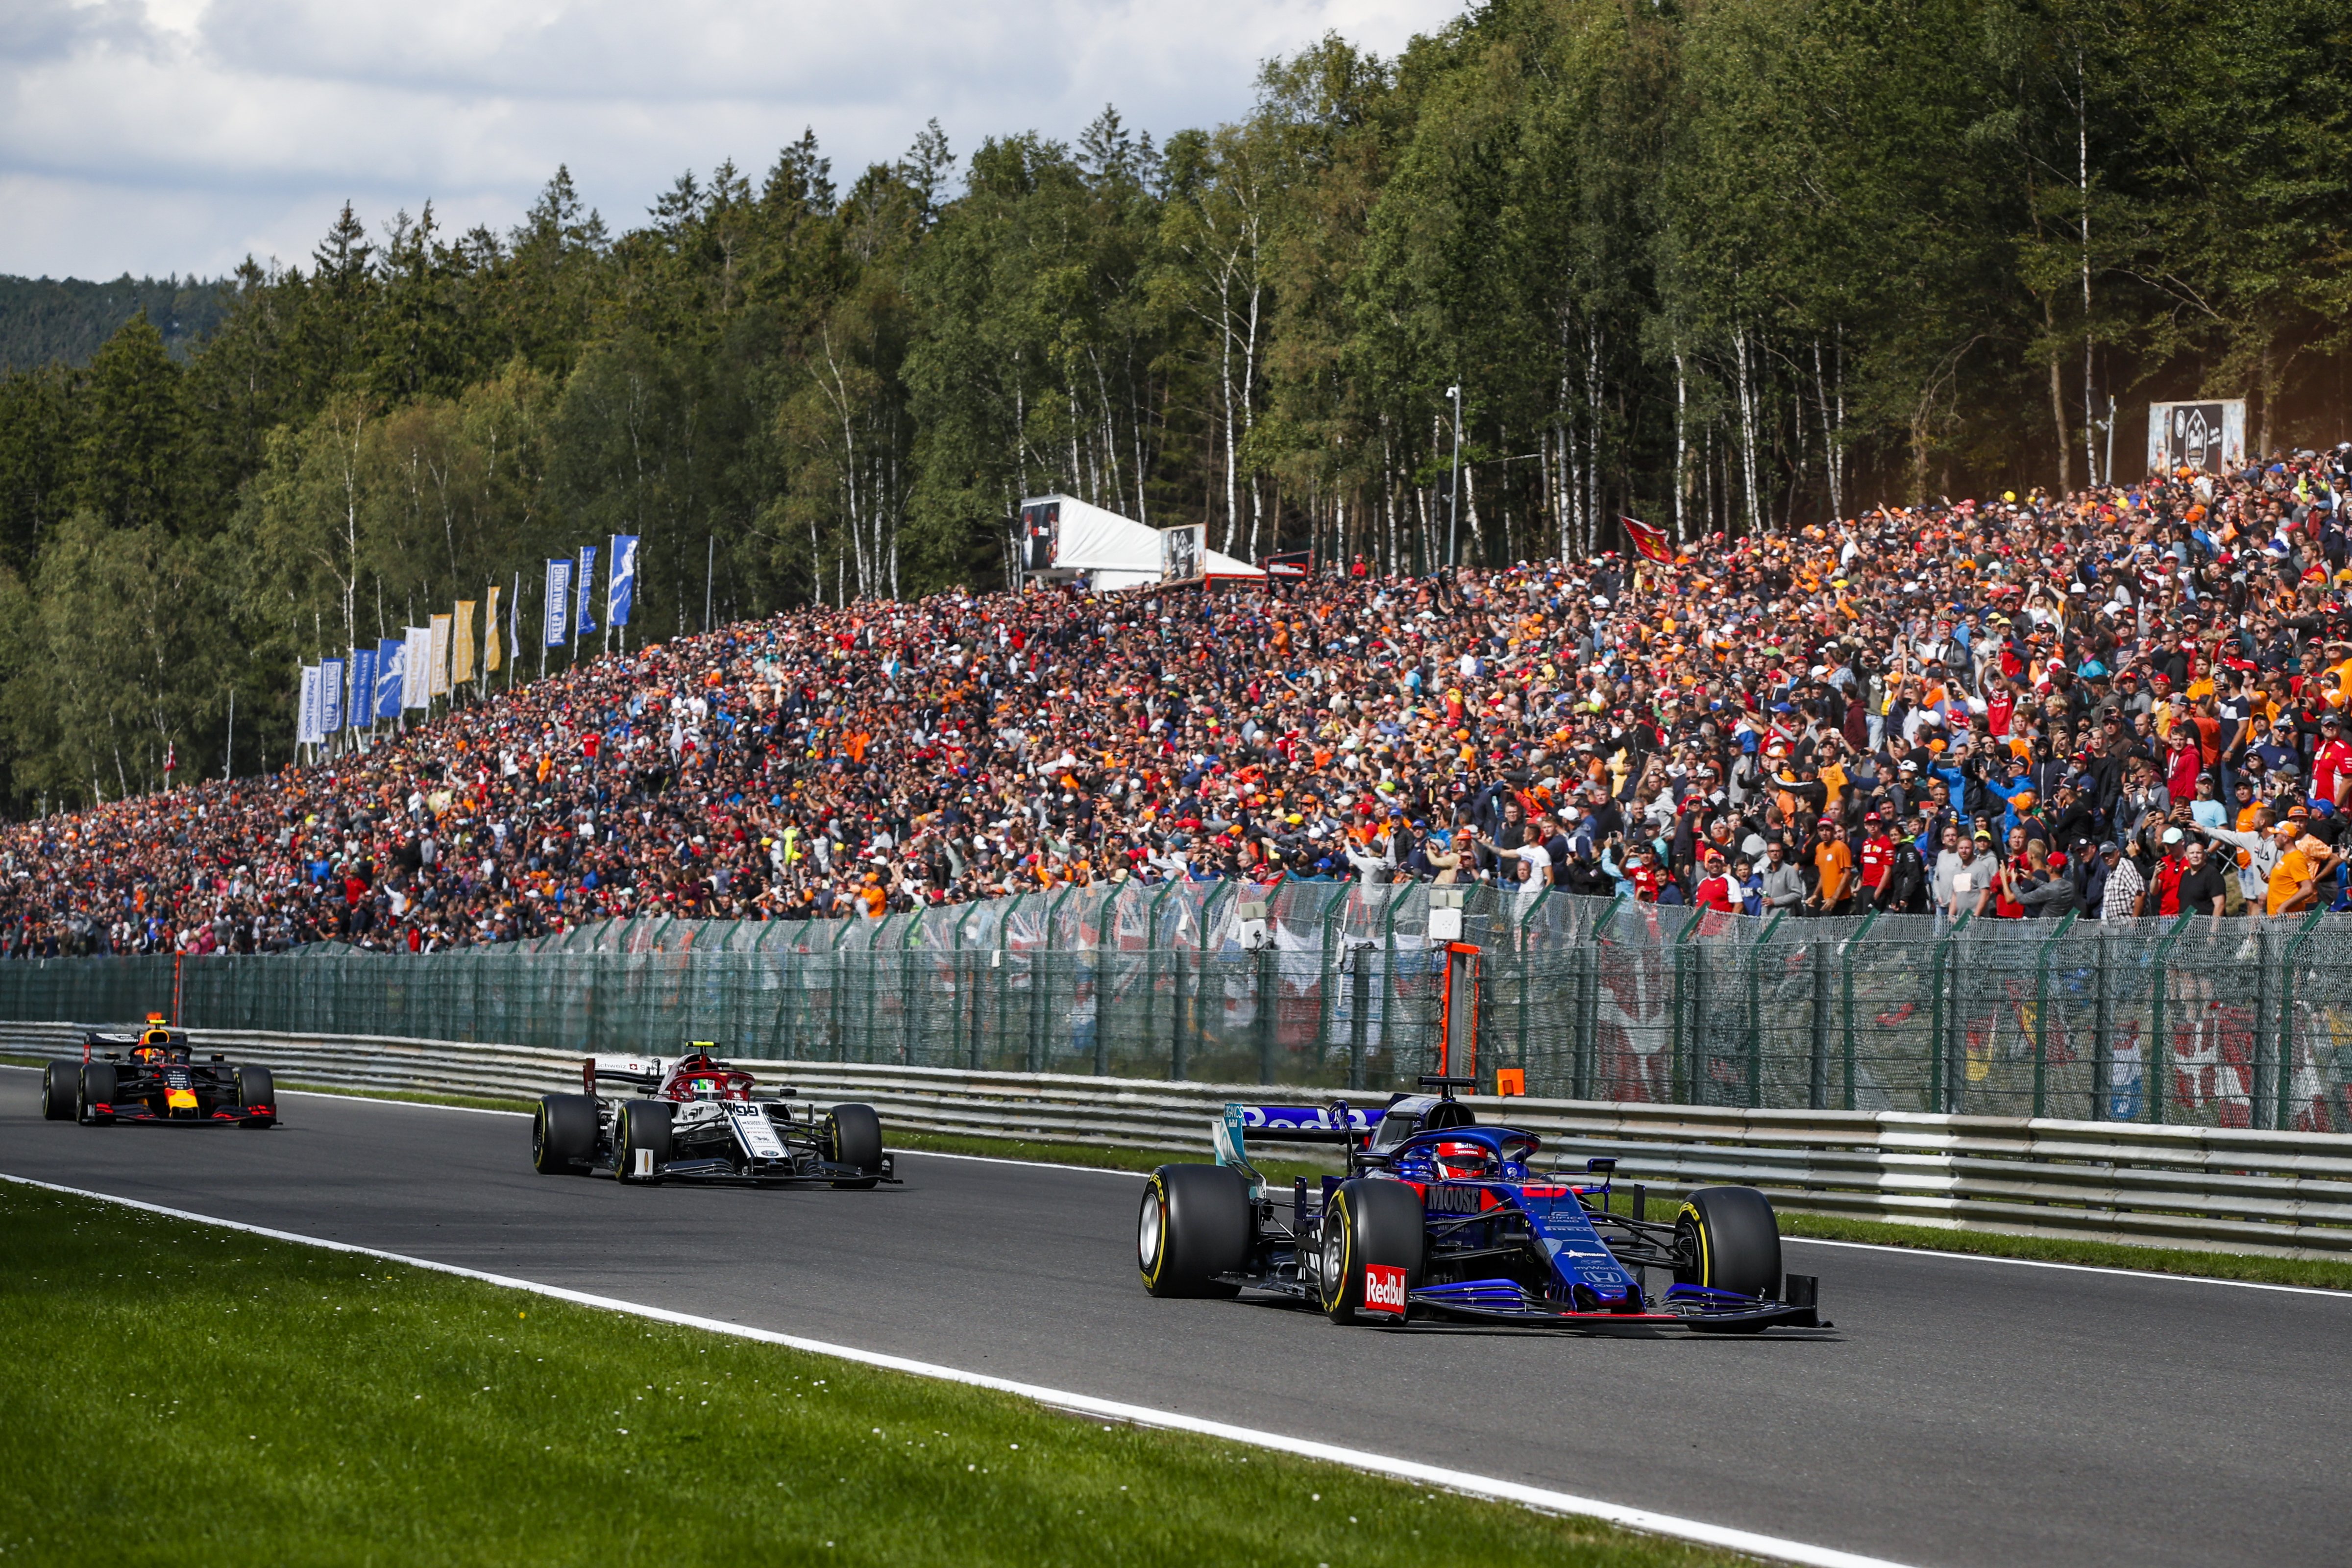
[2146,400,2246,476]
[1160,523,1204,584]
[1019,499,1060,574]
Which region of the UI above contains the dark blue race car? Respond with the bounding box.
[1138,1076,1826,1332]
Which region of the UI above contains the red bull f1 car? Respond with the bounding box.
[531,1043,896,1188]
[1138,1076,1825,1332]
[39,1020,276,1128]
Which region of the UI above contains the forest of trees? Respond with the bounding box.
[0,274,230,372]
[0,0,2347,812]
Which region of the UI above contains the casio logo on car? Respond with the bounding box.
[1362,1265,1408,1314]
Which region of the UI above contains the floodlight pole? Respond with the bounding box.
[1446,384,1463,569]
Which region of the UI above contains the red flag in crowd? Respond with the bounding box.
[1621,515,1676,565]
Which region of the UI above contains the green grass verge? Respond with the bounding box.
[0,1183,1742,1568]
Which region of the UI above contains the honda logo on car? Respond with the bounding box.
[1363,1264,1407,1315]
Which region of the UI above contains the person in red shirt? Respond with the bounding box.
[2151,828,2188,916]
[1985,682,2015,740]
[2164,732,2203,804]
[1858,811,1894,895]
[2311,710,2352,808]
[1693,849,1738,913]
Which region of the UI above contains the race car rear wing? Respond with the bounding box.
[1212,1100,1386,1191]
[585,1055,667,1094]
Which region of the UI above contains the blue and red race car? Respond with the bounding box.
[1138,1076,1825,1332]
[40,1019,276,1128]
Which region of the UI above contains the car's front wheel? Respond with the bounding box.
[77,1063,119,1126]
[1674,1185,1782,1329]
[40,1060,80,1121]
[613,1099,675,1182]
[235,1065,276,1128]
[823,1103,883,1189]
[1319,1178,1423,1325]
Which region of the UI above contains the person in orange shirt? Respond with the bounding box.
[1809,818,1854,916]
[2266,831,2339,916]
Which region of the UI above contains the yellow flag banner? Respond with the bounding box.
[485,586,503,673]
[452,600,477,685]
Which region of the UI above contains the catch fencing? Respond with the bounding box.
[4,883,2352,1133]
[5,1019,2349,1255]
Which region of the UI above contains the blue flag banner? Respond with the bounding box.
[576,544,599,637]
[350,647,377,728]
[545,559,573,647]
[376,639,406,720]
[608,534,639,627]
[319,657,344,735]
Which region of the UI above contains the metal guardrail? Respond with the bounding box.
[8,1021,2351,1257]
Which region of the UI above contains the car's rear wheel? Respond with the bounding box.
[533,1093,599,1175]
[77,1063,118,1126]
[1138,1164,1249,1298]
[41,1060,80,1121]
[613,1099,675,1182]
[1674,1186,1782,1330]
[1319,1178,1424,1324]
[235,1065,276,1128]
[823,1103,883,1189]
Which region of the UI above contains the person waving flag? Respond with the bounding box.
[1622,514,1676,565]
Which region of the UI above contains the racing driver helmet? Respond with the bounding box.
[1430,1138,1495,1181]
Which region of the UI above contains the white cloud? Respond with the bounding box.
[0,0,1457,279]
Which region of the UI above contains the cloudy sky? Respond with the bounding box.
[4,0,1458,281]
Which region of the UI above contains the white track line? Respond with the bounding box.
[1784,1234,2352,1299]
[1,1171,1909,1568]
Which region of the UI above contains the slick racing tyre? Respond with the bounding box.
[235,1065,276,1128]
[1319,1177,1424,1324]
[533,1093,600,1176]
[41,1060,80,1120]
[1138,1164,1249,1298]
[613,1099,675,1182]
[1673,1185,1782,1301]
[823,1103,883,1189]
[77,1063,119,1126]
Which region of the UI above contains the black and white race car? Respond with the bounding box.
[531,1044,895,1187]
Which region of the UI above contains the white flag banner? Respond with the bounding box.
[402,625,433,710]
[427,614,453,698]
[297,665,323,745]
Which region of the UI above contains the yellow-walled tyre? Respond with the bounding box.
[1138,1165,1248,1298]
[1318,1178,1424,1324]
[1673,1186,1782,1298]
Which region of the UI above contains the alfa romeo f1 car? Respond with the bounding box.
[39,1018,276,1128]
[531,1043,896,1187]
[1138,1076,1825,1332]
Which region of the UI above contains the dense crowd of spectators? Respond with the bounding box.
[8,444,2352,958]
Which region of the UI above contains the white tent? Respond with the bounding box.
[1018,494,1263,591]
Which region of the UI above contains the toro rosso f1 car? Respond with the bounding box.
[39,1018,276,1128]
[1138,1076,1825,1332]
[531,1043,896,1187]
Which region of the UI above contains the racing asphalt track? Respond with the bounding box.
[3,1076,2345,1568]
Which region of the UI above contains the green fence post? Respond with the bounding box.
[1928,913,1969,1114]
[1515,884,1550,1080]
[1838,908,1878,1110]
[2031,909,2078,1118]
[1670,907,1703,1103]
[1578,897,1623,1100]
[2277,907,2328,1131]
[1748,910,1787,1110]
[2147,911,2196,1125]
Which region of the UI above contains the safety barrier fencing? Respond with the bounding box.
[5,889,2352,1130]
[9,1020,2351,1257]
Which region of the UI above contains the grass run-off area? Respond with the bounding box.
[0,1182,1740,1568]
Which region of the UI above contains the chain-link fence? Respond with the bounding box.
[6,886,2351,1132]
